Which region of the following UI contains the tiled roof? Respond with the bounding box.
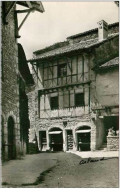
[67,22,119,39]
[28,33,118,62]
[35,38,98,59]
[99,57,119,68]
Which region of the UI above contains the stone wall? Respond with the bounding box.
[96,68,119,107]
[107,136,119,151]
[1,2,24,160]
[67,23,118,44]
[96,117,106,149]
[28,99,97,152]
[27,91,36,143]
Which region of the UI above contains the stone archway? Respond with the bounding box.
[8,116,16,160]
[48,127,63,151]
[75,125,91,151]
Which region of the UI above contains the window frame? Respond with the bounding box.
[50,96,59,110]
[58,63,67,78]
[75,92,85,107]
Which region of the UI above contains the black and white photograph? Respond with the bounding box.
[0,0,119,189]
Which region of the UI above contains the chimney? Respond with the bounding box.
[98,20,108,41]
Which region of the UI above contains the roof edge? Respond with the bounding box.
[67,22,119,39]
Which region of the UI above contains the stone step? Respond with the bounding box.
[99,144,107,151]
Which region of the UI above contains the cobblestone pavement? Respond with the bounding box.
[2,152,119,188]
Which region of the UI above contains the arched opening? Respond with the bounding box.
[49,128,63,151]
[8,116,16,160]
[76,125,91,151]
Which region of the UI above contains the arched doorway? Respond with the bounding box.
[8,116,16,159]
[49,128,63,151]
[76,125,91,151]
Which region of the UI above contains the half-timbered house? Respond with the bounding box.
[28,20,119,152]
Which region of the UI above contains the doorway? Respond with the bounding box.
[8,116,16,160]
[49,128,63,151]
[39,131,47,151]
[104,116,119,142]
[76,126,91,151]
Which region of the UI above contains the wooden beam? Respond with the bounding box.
[5,1,16,19]
[16,9,32,14]
[42,63,44,87]
[26,1,33,9]
[31,63,43,85]
[68,89,70,110]
[88,84,90,113]
[66,57,72,72]
[44,92,45,111]
[57,59,59,86]
[71,57,73,83]
[82,55,84,82]
[37,66,38,84]
[48,62,54,85]
[18,9,31,31]
[39,81,91,94]
[76,56,78,82]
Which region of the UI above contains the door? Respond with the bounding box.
[8,117,16,159]
[39,131,47,151]
[49,128,63,151]
[77,132,90,151]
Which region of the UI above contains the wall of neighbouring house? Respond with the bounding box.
[67,23,118,44]
[96,118,106,149]
[96,68,119,107]
[19,77,30,154]
[1,2,30,160]
[1,2,21,160]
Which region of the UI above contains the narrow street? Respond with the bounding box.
[2,152,119,188]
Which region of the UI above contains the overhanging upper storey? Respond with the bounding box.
[2,1,45,35]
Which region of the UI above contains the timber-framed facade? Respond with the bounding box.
[28,20,119,152]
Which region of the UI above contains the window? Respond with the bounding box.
[75,93,84,107]
[58,63,67,77]
[50,96,59,110]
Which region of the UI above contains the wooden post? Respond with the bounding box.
[76,56,78,82]
[82,55,84,82]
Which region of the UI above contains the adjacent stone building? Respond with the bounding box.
[1,1,44,161]
[28,20,119,152]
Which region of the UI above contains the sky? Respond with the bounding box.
[17,1,119,60]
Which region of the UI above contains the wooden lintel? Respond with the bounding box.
[39,80,91,94]
[16,9,32,14]
[99,116,104,119]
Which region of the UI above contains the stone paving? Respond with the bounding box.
[2,153,57,186]
[1,151,119,188]
[69,150,119,158]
